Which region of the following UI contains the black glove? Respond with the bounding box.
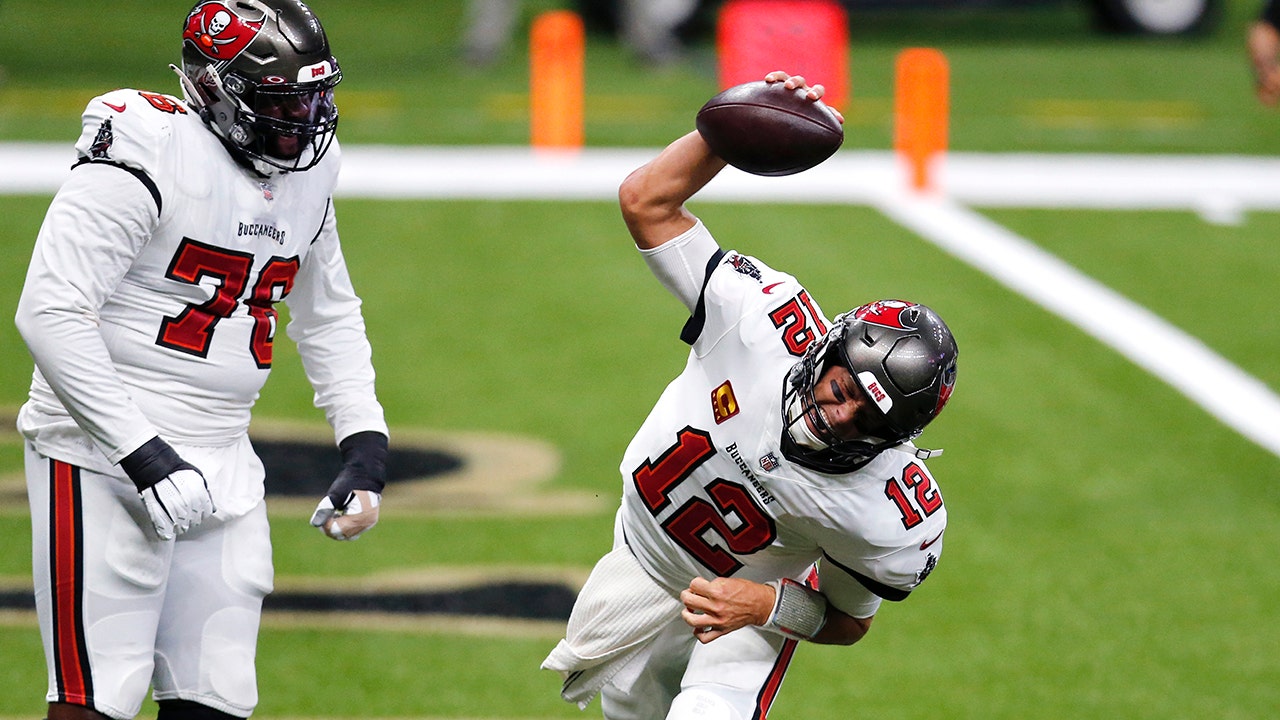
[309,431,388,540]
[120,436,215,540]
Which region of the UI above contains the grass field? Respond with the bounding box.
[2,1,1279,718]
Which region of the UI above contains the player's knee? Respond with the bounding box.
[667,688,743,720]
[155,700,242,720]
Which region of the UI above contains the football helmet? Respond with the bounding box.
[175,0,341,173]
[781,300,958,473]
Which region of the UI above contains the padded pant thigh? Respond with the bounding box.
[27,446,172,720]
[674,626,794,720]
[151,501,273,718]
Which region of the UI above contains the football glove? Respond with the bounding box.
[119,436,216,541]
[310,431,388,541]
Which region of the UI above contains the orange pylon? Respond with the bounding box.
[530,11,585,149]
[894,48,949,192]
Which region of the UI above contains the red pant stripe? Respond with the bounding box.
[48,460,93,706]
[753,636,798,719]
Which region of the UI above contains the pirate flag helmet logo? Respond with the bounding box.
[183,2,263,66]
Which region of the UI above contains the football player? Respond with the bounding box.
[14,2,388,719]
[543,72,959,719]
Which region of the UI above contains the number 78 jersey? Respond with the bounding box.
[618,247,946,617]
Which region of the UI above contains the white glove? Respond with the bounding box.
[139,468,216,541]
[310,489,380,540]
[120,436,216,540]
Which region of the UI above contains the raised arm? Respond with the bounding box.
[619,72,840,250]
[618,129,726,250]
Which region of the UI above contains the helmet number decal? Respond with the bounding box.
[157,238,298,367]
[884,462,943,530]
[632,427,777,576]
[768,290,828,357]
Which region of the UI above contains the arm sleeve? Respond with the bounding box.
[15,162,164,462]
[285,201,389,445]
[637,220,721,313]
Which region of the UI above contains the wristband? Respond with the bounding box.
[763,578,828,640]
[119,436,190,492]
[337,431,389,493]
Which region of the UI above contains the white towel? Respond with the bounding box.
[542,545,683,708]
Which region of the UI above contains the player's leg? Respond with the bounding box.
[670,625,797,720]
[150,501,273,718]
[46,703,114,720]
[154,699,244,719]
[26,443,171,720]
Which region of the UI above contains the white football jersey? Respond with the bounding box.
[16,88,386,512]
[619,224,946,618]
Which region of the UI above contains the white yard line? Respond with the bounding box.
[4,143,1279,457]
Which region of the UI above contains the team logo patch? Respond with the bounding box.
[758,452,779,472]
[711,380,739,424]
[853,299,918,330]
[915,553,938,586]
[89,118,114,159]
[184,2,263,64]
[726,253,761,281]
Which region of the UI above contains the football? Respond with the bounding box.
[695,80,844,177]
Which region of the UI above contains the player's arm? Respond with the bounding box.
[679,576,873,645]
[618,130,726,251]
[286,202,390,541]
[16,162,214,539]
[619,71,828,250]
[1249,1,1280,105]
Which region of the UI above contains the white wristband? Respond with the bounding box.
[762,578,828,640]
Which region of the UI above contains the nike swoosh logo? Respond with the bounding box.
[762,282,784,294]
[103,101,127,112]
[919,531,943,550]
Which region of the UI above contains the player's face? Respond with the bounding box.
[257,95,312,159]
[255,88,332,160]
[805,364,890,442]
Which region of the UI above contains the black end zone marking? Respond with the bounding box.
[257,439,463,496]
[264,582,576,621]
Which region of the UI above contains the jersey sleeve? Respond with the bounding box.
[72,89,176,212]
[811,459,948,611]
[638,220,722,312]
[15,92,175,463]
[687,249,808,357]
[284,200,389,444]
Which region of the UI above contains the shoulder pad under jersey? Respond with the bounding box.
[74,88,194,181]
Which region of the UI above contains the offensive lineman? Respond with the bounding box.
[542,73,959,719]
[14,2,388,719]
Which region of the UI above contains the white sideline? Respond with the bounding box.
[3,142,1279,457]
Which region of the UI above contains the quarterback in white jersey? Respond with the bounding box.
[15,3,388,719]
[544,73,959,720]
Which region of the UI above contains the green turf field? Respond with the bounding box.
[2,1,1279,719]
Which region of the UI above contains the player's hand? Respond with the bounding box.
[680,576,775,643]
[119,436,215,540]
[310,431,388,541]
[763,70,845,124]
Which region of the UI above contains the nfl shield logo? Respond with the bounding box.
[759,453,779,472]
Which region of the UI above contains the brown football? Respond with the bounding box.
[695,80,844,177]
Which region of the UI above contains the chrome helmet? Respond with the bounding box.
[781,300,958,473]
[175,0,340,173]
